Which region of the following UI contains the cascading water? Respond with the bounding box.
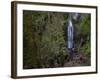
[67,13,80,60]
[68,14,74,49]
[67,14,74,60]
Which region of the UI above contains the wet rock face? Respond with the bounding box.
[73,53,87,62]
[64,53,88,67]
[72,13,81,23]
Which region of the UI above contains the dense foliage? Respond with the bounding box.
[23,11,91,69]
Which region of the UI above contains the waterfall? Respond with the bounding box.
[68,14,74,49]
